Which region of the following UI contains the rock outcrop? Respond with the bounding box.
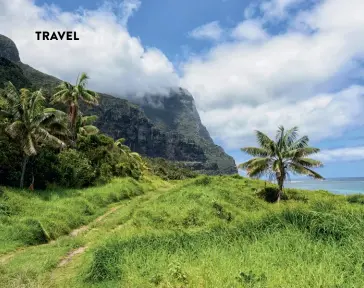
[0,35,20,62]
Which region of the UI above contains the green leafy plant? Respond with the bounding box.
[51,72,99,140]
[0,82,67,188]
[239,126,324,202]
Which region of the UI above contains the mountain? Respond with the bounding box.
[0,34,237,174]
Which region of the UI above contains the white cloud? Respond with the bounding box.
[198,86,364,148]
[0,0,178,97]
[1,0,363,167]
[181,0,364,148]
[231,19,268,41]
[260,0,305,20]
[120,0,142,26]
[188,21,224,41]
[316,146,364,162]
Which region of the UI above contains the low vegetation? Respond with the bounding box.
[1,176,364,287]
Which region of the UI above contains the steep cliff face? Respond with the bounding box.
[0,34,237,174]
[0,35,20,62]
[138,89,237,174]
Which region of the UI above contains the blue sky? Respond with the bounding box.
[2,0,364,178]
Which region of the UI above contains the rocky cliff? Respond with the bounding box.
[0,34,237,174]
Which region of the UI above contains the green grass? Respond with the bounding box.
[0,176,167,253]
[1,175,364,287]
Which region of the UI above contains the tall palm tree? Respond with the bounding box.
[238,126,324,202]
[52,72,99,139]
[0,82,67,188]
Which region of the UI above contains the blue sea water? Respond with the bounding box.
[284,177,364,195]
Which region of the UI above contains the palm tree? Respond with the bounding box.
[75,114,99,139]
[114,138,148,177]
[0,82,67,188]
[52,72,99,139]
[238,126,324,202]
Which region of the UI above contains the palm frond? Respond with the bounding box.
[240,147,269,157]
[255,130,275,153]
[80,125,99,136]
[23,134,37,156]
[289,163,324,179]
[247,161,270,178]
[276,125,285,148]
[5,120,26,139]
[294,158,324,168]
[291,135,309,149]
[283,126,299,148]
[81,115,98,125]
[80,90,99,105]
[78,72,89,87]
[34,127,65,149]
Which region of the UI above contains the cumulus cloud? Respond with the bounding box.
[0,0,178,97]
[119,0,141,26]
[260,0,305,20]
[231,20,268,41]
[316,146,364,162]
[199,86,364,148]
[181,0,364,149]
[188,21,224,41]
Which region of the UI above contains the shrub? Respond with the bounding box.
[285,189,309,202]
[146,158,197,180]
[256,187,288,202]
[31,148,60,189]
[15,218,51,245]
[57,149,95,188]
[194,175,211,186]
[347,194,364,205]
[86,241,123,282]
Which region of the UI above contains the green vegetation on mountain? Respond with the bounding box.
[0,83,68,188]
[0,33,237,175]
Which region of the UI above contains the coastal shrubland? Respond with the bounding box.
[1,176,364,287]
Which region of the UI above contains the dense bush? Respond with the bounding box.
[0,80,147,190]
[347,194,364,204]
[0,131,147,189]
[146,157,197,180]
[57,149,96,188]
[0,133,22,187]
[256,187,288,202]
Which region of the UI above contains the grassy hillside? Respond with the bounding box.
[1,176,364,287]
[0,176,168,254]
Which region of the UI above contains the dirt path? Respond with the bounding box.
[70,206,121,237]
[53,187,169,269]
[0,198,142,267]
[1,184,173,287]
[57,246,87,267]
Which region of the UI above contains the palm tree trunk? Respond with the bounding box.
[69,103,78,141]
[20,155,29,189]
[277,179,283,202]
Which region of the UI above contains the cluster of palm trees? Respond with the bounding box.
[0,73,143,188]
[239,126,324,202]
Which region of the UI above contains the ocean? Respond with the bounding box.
[284,177,364,195]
